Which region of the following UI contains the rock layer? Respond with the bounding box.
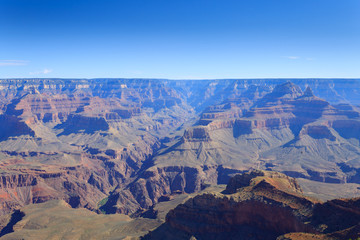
[144,171,360,240]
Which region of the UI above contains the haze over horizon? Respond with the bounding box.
[1,0,360,79]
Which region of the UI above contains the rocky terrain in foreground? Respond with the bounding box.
[0,78,360,217]
[0,170,359,240]
[144,170,360,240]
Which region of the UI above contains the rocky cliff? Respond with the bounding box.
[144,171,360,240]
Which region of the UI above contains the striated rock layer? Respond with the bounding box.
[144,171,360,240]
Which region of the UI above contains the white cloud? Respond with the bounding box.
[0,60,29,66]
[284,56,300,60]
[43,69,52,74]
[29,68,53,75]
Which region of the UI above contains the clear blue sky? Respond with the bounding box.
[1,0,359,79]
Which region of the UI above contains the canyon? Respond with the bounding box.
[0,78,360,239]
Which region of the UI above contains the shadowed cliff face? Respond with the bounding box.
[182,127,211,142]
[0,79,360,216]
[54,114,110,135]
[0,115,35,141]
[144,171,360,240]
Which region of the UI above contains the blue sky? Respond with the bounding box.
[0,0,359,79]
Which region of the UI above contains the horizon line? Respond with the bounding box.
[1,77,360,81]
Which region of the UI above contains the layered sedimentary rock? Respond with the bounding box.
[0,78,360,216]
[153,82,360,185]
[0,79,199,214]
[0,134,161,215]
[96,81,360,215]
[144,171,360,240]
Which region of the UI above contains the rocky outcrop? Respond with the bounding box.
[223,170,301,194]
[100,165,243,214]
[299,125,336,141]
[0,174,37,189]
[0,134,161,215]
[166,194,312,238]
[54,114,109,135]
[102,166,216,214]
[144,171,360,240]
[14,94,91,122]
[311,197,360,233]
[112,108,141,119]
[0,166,108,215]
[182,127,211,142]
[254,82,303,108]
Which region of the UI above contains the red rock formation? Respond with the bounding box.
[145,171,360,240]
